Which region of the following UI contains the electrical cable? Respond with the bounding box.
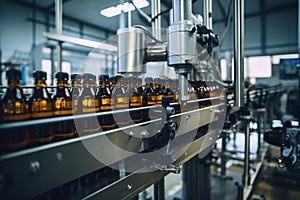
[151,8,171,22]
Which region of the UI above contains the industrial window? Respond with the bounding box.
[246,56,272,78]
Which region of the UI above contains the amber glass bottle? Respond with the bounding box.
[0,69,30,152]
[154,78,163,105]
[112,76,129,127]
[143,77,156,106]
[188,80,197,101]
[171,79,181,113]
[70,74,82,113]
[28,71,54,145]
[198,81,211,107]
[78,73,100,134]
[78,74,101,186]
[109,76,117,92]
[52,72,75,140]
[206,81,216,98]
[143,77,157,121]
[137,77,144,94]
[172,79,179,103]
[97,74,115,130]
[127,76,143,123]
[163,79,175,103]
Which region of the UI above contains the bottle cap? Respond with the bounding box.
[6,68,21,80]
[71,74,81,81]
[145,77,153,83]
[153,78,160,84]
[137,77,143,84]
[55,72,69,81]
[98,74,109,81]
[82,73,96,82]
[33,71,47,80]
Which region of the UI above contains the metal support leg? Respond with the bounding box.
[256,112,261,156]
[235,182,243,200]
[183,154,211,200]
[233,129,237,148]
[154,178,165,200]
[263,109,267,134]
[221,132,227,176]
[243,117,251,187]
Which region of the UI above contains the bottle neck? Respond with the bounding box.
[56,80,69,87]
[82,81,96,89]
[34,80,47,87]
[72,80,81,87]
[7,79,21,88]
[99,81,106,87]
[128,82,134,88]
[134,82,140,89]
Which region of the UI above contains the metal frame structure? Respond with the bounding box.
[0,97,225,199]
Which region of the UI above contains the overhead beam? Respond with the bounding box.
[27,18,106,41]
[44,32,117,52]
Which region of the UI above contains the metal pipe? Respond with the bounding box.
[173,0,192,22]
[32,0,36,47]
[178,73,189,101]
[233,0,244,108]
[119,0,128,28]
[50,48,55,85]
[257,112,261,156]
[151,0,161,40]
[128,9,132,27]
[203,0,213,29]
[225,51,233,81]
[55,0,62,72]
[170,8,174,25]
[170,0,195,102]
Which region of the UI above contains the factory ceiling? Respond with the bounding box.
[12,0,297,34]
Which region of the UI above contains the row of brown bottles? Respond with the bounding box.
[0,69,224,153]
[0,70,76,152]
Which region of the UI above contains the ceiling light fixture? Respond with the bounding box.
[100,0,149,18]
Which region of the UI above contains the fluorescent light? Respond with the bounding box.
[133,0,149,8]
[100,7,121,17]
[120,2,135,12]
[100,0,149,18]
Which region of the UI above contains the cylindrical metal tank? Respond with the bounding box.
[117,27,146,74]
